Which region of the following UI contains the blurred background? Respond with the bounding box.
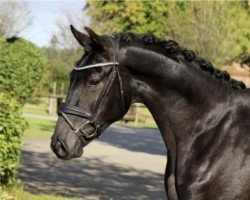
[0,0,249,199]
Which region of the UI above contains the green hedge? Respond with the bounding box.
[0,93,27,185]
[0,38,46,186]
[0,38,47,106]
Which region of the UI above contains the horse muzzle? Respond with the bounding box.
[51,133,84,160]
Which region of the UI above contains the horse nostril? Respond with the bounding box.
[55,141,61,151]
[56,141,68,158]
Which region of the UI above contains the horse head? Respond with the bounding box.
[51,26,132,160]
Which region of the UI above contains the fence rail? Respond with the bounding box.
[121,103,152,125]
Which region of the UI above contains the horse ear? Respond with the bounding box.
[84,27,105,49]
[70,25,90,47]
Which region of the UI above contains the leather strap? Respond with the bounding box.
[59,103,93,120]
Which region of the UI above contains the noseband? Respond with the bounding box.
[58,37,125,143]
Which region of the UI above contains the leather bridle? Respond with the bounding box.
[58,37,125,143]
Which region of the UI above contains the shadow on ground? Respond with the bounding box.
[99,126,166,156]
[19,150,165,200]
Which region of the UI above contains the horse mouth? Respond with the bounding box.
[56,148,84,160]
[73,148,84,158]
[51,138,84,160]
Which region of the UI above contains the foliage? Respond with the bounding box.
[0,38,47,106]
[39,45,82,94]
[85,0,250,67]
[0,185,75,200]
[85,0,170,37]
[164,1,250,66]
[0,93,27,186]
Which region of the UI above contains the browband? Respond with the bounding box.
[74,62,119,71]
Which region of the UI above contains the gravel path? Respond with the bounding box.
[19,125,167,200]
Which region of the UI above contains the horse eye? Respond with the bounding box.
[89,79,100,86]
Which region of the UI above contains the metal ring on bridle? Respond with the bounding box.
[78,121,98,140]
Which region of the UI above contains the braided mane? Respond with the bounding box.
[114,33,246,90]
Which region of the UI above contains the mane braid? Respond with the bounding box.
[114,33,246,90]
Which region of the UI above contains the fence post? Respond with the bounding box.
[49,94,53,115]
[135,104,139,125]
[48,82,56,115]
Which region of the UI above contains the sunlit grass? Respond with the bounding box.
[22,97,57,115]
[1,186,77,200]
[23,117,55,138]
[14,190,75,200]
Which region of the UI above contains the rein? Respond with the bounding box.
[58,37,125,143]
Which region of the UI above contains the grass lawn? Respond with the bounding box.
[1,186,76,200]
[22,97,57,116]
[24,118,56,138]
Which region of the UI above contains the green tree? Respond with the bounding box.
[165,1,250,66]
[39,35,83,94]
[0,38,46,186]
[0,38,47,106]
[85,0,250,67]
[85,0,171,37]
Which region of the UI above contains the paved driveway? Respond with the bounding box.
[19,125,167,200]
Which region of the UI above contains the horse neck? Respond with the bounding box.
[120,45,234,145]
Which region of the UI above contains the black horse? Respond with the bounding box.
[51,26,250,200]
